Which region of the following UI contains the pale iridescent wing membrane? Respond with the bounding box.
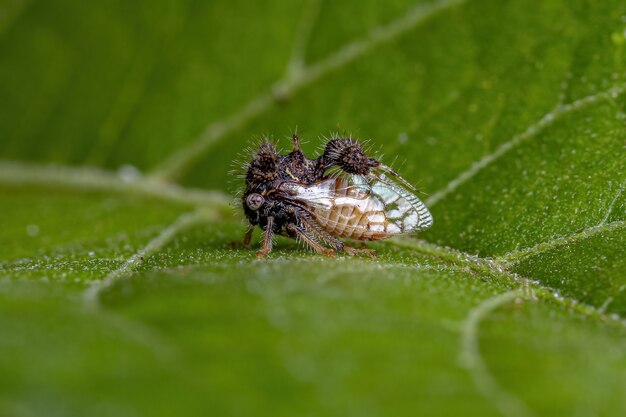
[367,174,433,231]
[278,174,433,240]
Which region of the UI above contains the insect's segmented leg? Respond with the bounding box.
[256,217,274,258]
[298,215,344,250]
[242,224,254,248]
[287,223,336,257]
[299,213,377,257]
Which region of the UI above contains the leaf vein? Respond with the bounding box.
[150,0,467,181]
[426,82,626,207]
[0,160,231,207]
[285,0,322,81]
[600,178,625,226]
[459,290,537,417]
[83,208,215,304]
[389,238,626,329]
[496,220,625,266]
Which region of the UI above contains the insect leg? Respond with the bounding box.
[256,217,274,258]
[299,215,344,251]
[287,223,336,257]
[242,224,254,248]
[300,215,376,257]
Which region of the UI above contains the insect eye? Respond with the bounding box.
[246,193,265,210]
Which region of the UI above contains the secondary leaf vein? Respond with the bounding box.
[426,82,626,207]
[150,0,467,181]
[496,220,625,266]
[459,290,537,417]
[83,208,216,304]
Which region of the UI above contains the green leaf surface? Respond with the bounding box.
[1,0,625,416]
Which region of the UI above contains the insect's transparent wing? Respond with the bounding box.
[279,175,432,236]
[354,174,433,233]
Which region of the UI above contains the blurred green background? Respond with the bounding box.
[0,0,625,416]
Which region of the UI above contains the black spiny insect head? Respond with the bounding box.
[240,134,433,258]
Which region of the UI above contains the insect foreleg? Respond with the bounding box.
[242,224,254,248]
[305,218,376,257]
[256,216,275,258]
[287,223,336,257]
[298,216,376,257]
[298,215,344,251]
